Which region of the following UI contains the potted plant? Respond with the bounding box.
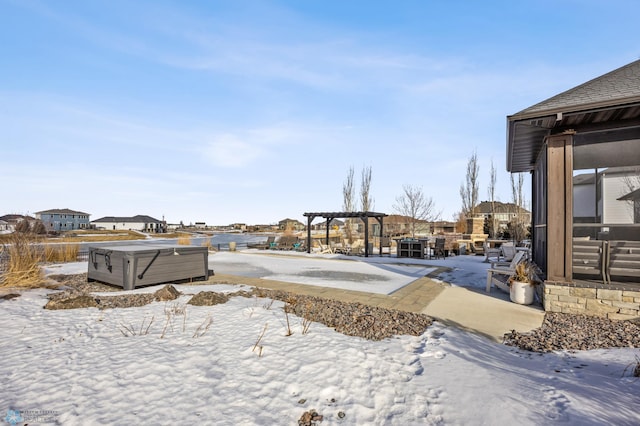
[508,261,537,305]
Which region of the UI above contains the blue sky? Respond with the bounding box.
[2,0,639,226]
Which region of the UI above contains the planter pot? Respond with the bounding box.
[510,280,534,305]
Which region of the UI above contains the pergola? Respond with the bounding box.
[303,211,387,257]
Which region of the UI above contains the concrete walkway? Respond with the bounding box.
[208,270,545,343]
[421,286,545,342]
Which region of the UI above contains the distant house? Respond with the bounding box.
[35,209,91,232]
[91,215,165,233]
[278,218,305,231]
[0,219,9,232]
[231,223,247,231]
[430,221,456,234]
[0,214,34,232]
[573,166,640,239]
[383,214,430,237]
[474,201,531,230]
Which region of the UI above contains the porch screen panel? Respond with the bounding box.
[532,147,547,274]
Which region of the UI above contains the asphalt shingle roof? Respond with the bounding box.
[514,59,640,117]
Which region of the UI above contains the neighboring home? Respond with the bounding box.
[507,59,640,318]
[166,223,182,231]
[194,222,207,229]
[0,219,9,232]
[35,209,91,232]
[91,215,165,233]
[474,201,531,230]
[0,214,35,232]
[278,218,305,232]
[618,187,640,224]
[310,218,344,231]
[247,224,279,233]
[430,221,456,234]
[231,223,247,232]
[573,166,640,227]
[383,214,430,237]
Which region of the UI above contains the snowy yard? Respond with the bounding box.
[1,253,639,425]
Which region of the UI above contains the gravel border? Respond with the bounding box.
[37,273,640,349]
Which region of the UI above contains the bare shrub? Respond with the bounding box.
[161,301,188,338]
[119,316,155,337]
[623,355,640,378]
[253,323,268,357]
[192,314,213,338]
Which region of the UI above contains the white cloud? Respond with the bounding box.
[203,133,266,168]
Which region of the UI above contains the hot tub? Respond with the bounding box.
[88,244,209,290]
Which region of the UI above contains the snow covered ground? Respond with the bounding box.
[1,252,639,425]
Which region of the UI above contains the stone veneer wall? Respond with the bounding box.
[543,282,640,320]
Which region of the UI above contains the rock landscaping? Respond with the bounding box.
[504,312,640,352]
[41,273,640,350]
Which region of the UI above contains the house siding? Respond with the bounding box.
[602,175,635,223]
[573,184,596,218]
[36,211,90,232]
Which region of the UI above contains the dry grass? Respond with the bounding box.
[0,230,146,244]
[0,234,45,288]
[44,239,79,263]
[57,230,145,242]
[201,238,215,251]
[177,233,192,246]
[149,232,183,239]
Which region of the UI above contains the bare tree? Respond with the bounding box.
[460,150,480,218]
[342,166,355,212]
[487,159,498,238]
[509,173,527,242]
[342,166,356,243]
[393,184,440,238]
[360,165,373,211]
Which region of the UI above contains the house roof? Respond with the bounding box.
[35,208,90,216]
[618,187,640,201]
[507,60,640,173]
[0,214,34,222]
[573,173,596,185]
[92,215,162,223]
[474,201,530,215]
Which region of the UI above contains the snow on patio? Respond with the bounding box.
[209,251,438,294]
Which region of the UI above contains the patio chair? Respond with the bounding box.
[292,239,305,251]
[349,239,365,256]
[485,250,526,293]
[484,241,502,262]
[318,243,333,254]
[500,242,516,262]
[250,235,275,250]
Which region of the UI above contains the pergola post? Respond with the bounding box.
[303,211,388,258]
[325,219,330,245]
[306,215,313,254]
[363,215,369,257]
